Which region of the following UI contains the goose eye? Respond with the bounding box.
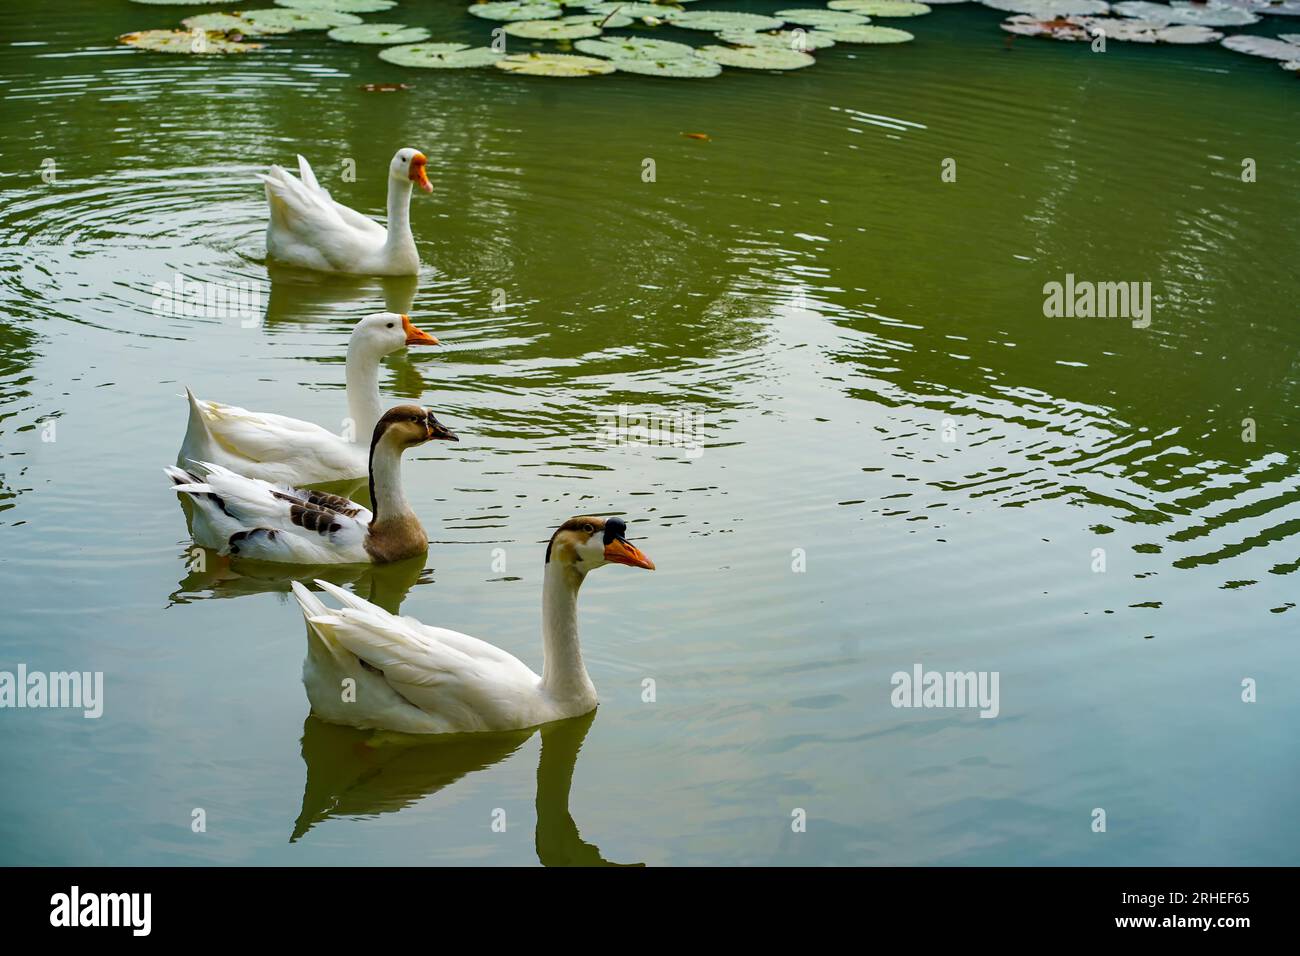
[387,322,394,328]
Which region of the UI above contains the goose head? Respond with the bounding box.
[371,404,458,452]
[546,516,655,575]
[350,312,439,359]
[390,147,431,194]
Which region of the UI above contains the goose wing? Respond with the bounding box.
[304,581,542,732]
[296,154,386,239]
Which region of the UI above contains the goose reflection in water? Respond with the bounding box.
[262,265,418,327]
[168,549,427,612]
[292,710,642,867]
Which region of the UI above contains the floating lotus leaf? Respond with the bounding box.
[830,23,915,40]
[665,10,787,30]
[379,42,505,67]
[496,51,617,74]
[327,23,432,43]
[182,13,294,34]
[1002,13,1221,39]
[567,11,636,27]
[119,29,264,53]
[1111,0,1258,22]
[1282,32,1300,41]
[583,2,682,15]
[698,43,816,66]
[828,0,931,14]
[1221,32,1300,57]
[610,53,723,75]
[469,2,564,20]
[1152,22,1223,40]
[717,28,839,48]
[241,8,363,29]
[982,0,1110,14]
[277,0,396,11]
[503,18,604,37]
[773,7,870,26]
[575,35,698,57]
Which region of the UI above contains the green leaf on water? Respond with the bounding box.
[1221,33,1300,59]
[575,36,698,58]
[830,24,915,41]
[276,0,398,11]
[773,8,870,26]
[981,0,1111,15]
[503,18,605,38]
[610,54,723,75]
[698,43,817,67]
[181,13,295,35]
[665,10,788,31]
[582,2,684,16]
[1111,1,1260,25]
[716,28,838,49]
[495,52,618,74]
[828,0,931,15]
[240,8,364,30]
[468,2,565,21]
[119,29,264,53]
[327,23,433,43]
[378,43,506,67]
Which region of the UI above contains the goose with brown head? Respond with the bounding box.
[363,405,457,564]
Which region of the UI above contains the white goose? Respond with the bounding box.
[167,405,457,565]
[180,311,439,486]
[262,148,431,276]
[291,515,656,734]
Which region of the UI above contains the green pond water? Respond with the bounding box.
[1,0,1298,866]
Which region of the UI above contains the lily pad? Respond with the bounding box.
[1221,32,1300,58]
[610,54,723,75]
[1152,22,1223,41]
[828,0,931,14]
[469,2,565,20]
[717,28,839,49]
[698,43,816,67]
[496,51,617,74]
[503,17,605,38]
[182,13,294,34]
[982,0,1110,14]
[379,43,505,67]
[276,0,397,11]
[119,29,264,53]
[327,23,432,43]
[241,8,364,30]
[582,2,682,15]
[773,7,870,26]
[1111,0,1258,23]
[575,35,698,57]
[566,11,636,27]
[830,23,915,40]
[665,10,787,31]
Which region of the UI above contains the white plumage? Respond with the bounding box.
[262,149,431,276]
[179,311,439,485]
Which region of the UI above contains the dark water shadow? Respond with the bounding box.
[263,264,418,326]
[292,710,642,866]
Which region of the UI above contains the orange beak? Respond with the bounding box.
[604,538,655,570]
[409,152,432,193]
[401,314,438,346]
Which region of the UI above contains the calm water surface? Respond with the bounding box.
[1,1,1298,865]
